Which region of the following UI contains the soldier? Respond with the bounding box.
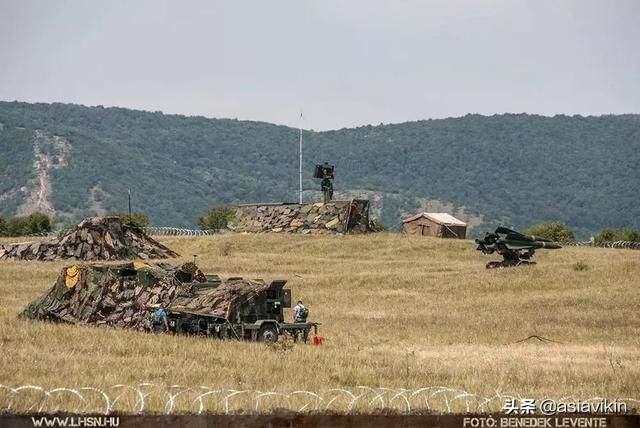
[321,177,333,202]
[150,306,169,333]
[293,300,308,323]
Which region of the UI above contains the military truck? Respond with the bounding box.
[164,276,319,343]
[22,260,319,344]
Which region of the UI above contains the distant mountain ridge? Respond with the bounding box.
[0,101,638,237]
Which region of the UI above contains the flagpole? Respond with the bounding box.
[298,111,303,204]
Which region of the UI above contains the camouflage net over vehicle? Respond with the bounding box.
[0,217,178,261]
[21,261,269,330]
[229,200,372,234]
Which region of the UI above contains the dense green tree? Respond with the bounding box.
[3,212,52,237]
[593,227,640,245]
[623,229,640,242]
[198,207,235,231]
[524,222,574,242]
[594,228,619,245]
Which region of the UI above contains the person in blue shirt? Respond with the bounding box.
[151,307,169,332]
[293,300,308,323]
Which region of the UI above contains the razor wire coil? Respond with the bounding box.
[143,227,217,236]
[563,240,640,249]
[26,227,640,247]
[0,384,637,415]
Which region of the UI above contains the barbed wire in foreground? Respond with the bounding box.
[0,384,638,415]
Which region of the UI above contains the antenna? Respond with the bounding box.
[127,187,132,224]
[298,110,303,204]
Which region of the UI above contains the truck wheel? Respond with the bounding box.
[258,325,278,342]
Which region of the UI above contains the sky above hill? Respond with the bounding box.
[1,0,638,130]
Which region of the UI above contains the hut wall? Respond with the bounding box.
[402,217,467,239]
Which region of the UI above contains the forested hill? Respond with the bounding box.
[0,101,638,237]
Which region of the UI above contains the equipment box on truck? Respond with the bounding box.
[165,278,319,343]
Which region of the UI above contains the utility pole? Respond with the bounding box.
[128,187,132,221]
[298,110,303,204]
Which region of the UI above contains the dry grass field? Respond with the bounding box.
[1,233,639,412]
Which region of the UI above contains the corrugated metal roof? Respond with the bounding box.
[402,212,467,226]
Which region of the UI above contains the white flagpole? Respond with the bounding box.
[298,110,303,204]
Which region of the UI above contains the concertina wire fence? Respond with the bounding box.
[24,226,640,249]
[1,384,638,415]
[144,229,640,249]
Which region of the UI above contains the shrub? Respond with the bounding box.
[620,228,640,242]
[593,227,640,245]
[369,218,389,232]
[572,261,589,271]
[112,211,151,229]
[4,212,52,237]
[593,228,618,245]
[524,222,574,242]
[198,206,235,231]
[0,217,6,236]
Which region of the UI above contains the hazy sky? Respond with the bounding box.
[1,1,638,130]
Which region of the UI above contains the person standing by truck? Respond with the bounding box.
[151,306,169,332]
[293,300,308,323]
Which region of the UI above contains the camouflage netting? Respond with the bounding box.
[169,278,270,319]
[229,199,372,234]
[21,261,270,330]
[0,217,178,261]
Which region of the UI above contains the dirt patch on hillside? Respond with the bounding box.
[17,130,71,216]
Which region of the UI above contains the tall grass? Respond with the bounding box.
[1,233,639,412]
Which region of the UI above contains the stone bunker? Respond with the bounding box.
[229,199,372,234]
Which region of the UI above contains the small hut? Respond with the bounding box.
[401,212,467,239]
